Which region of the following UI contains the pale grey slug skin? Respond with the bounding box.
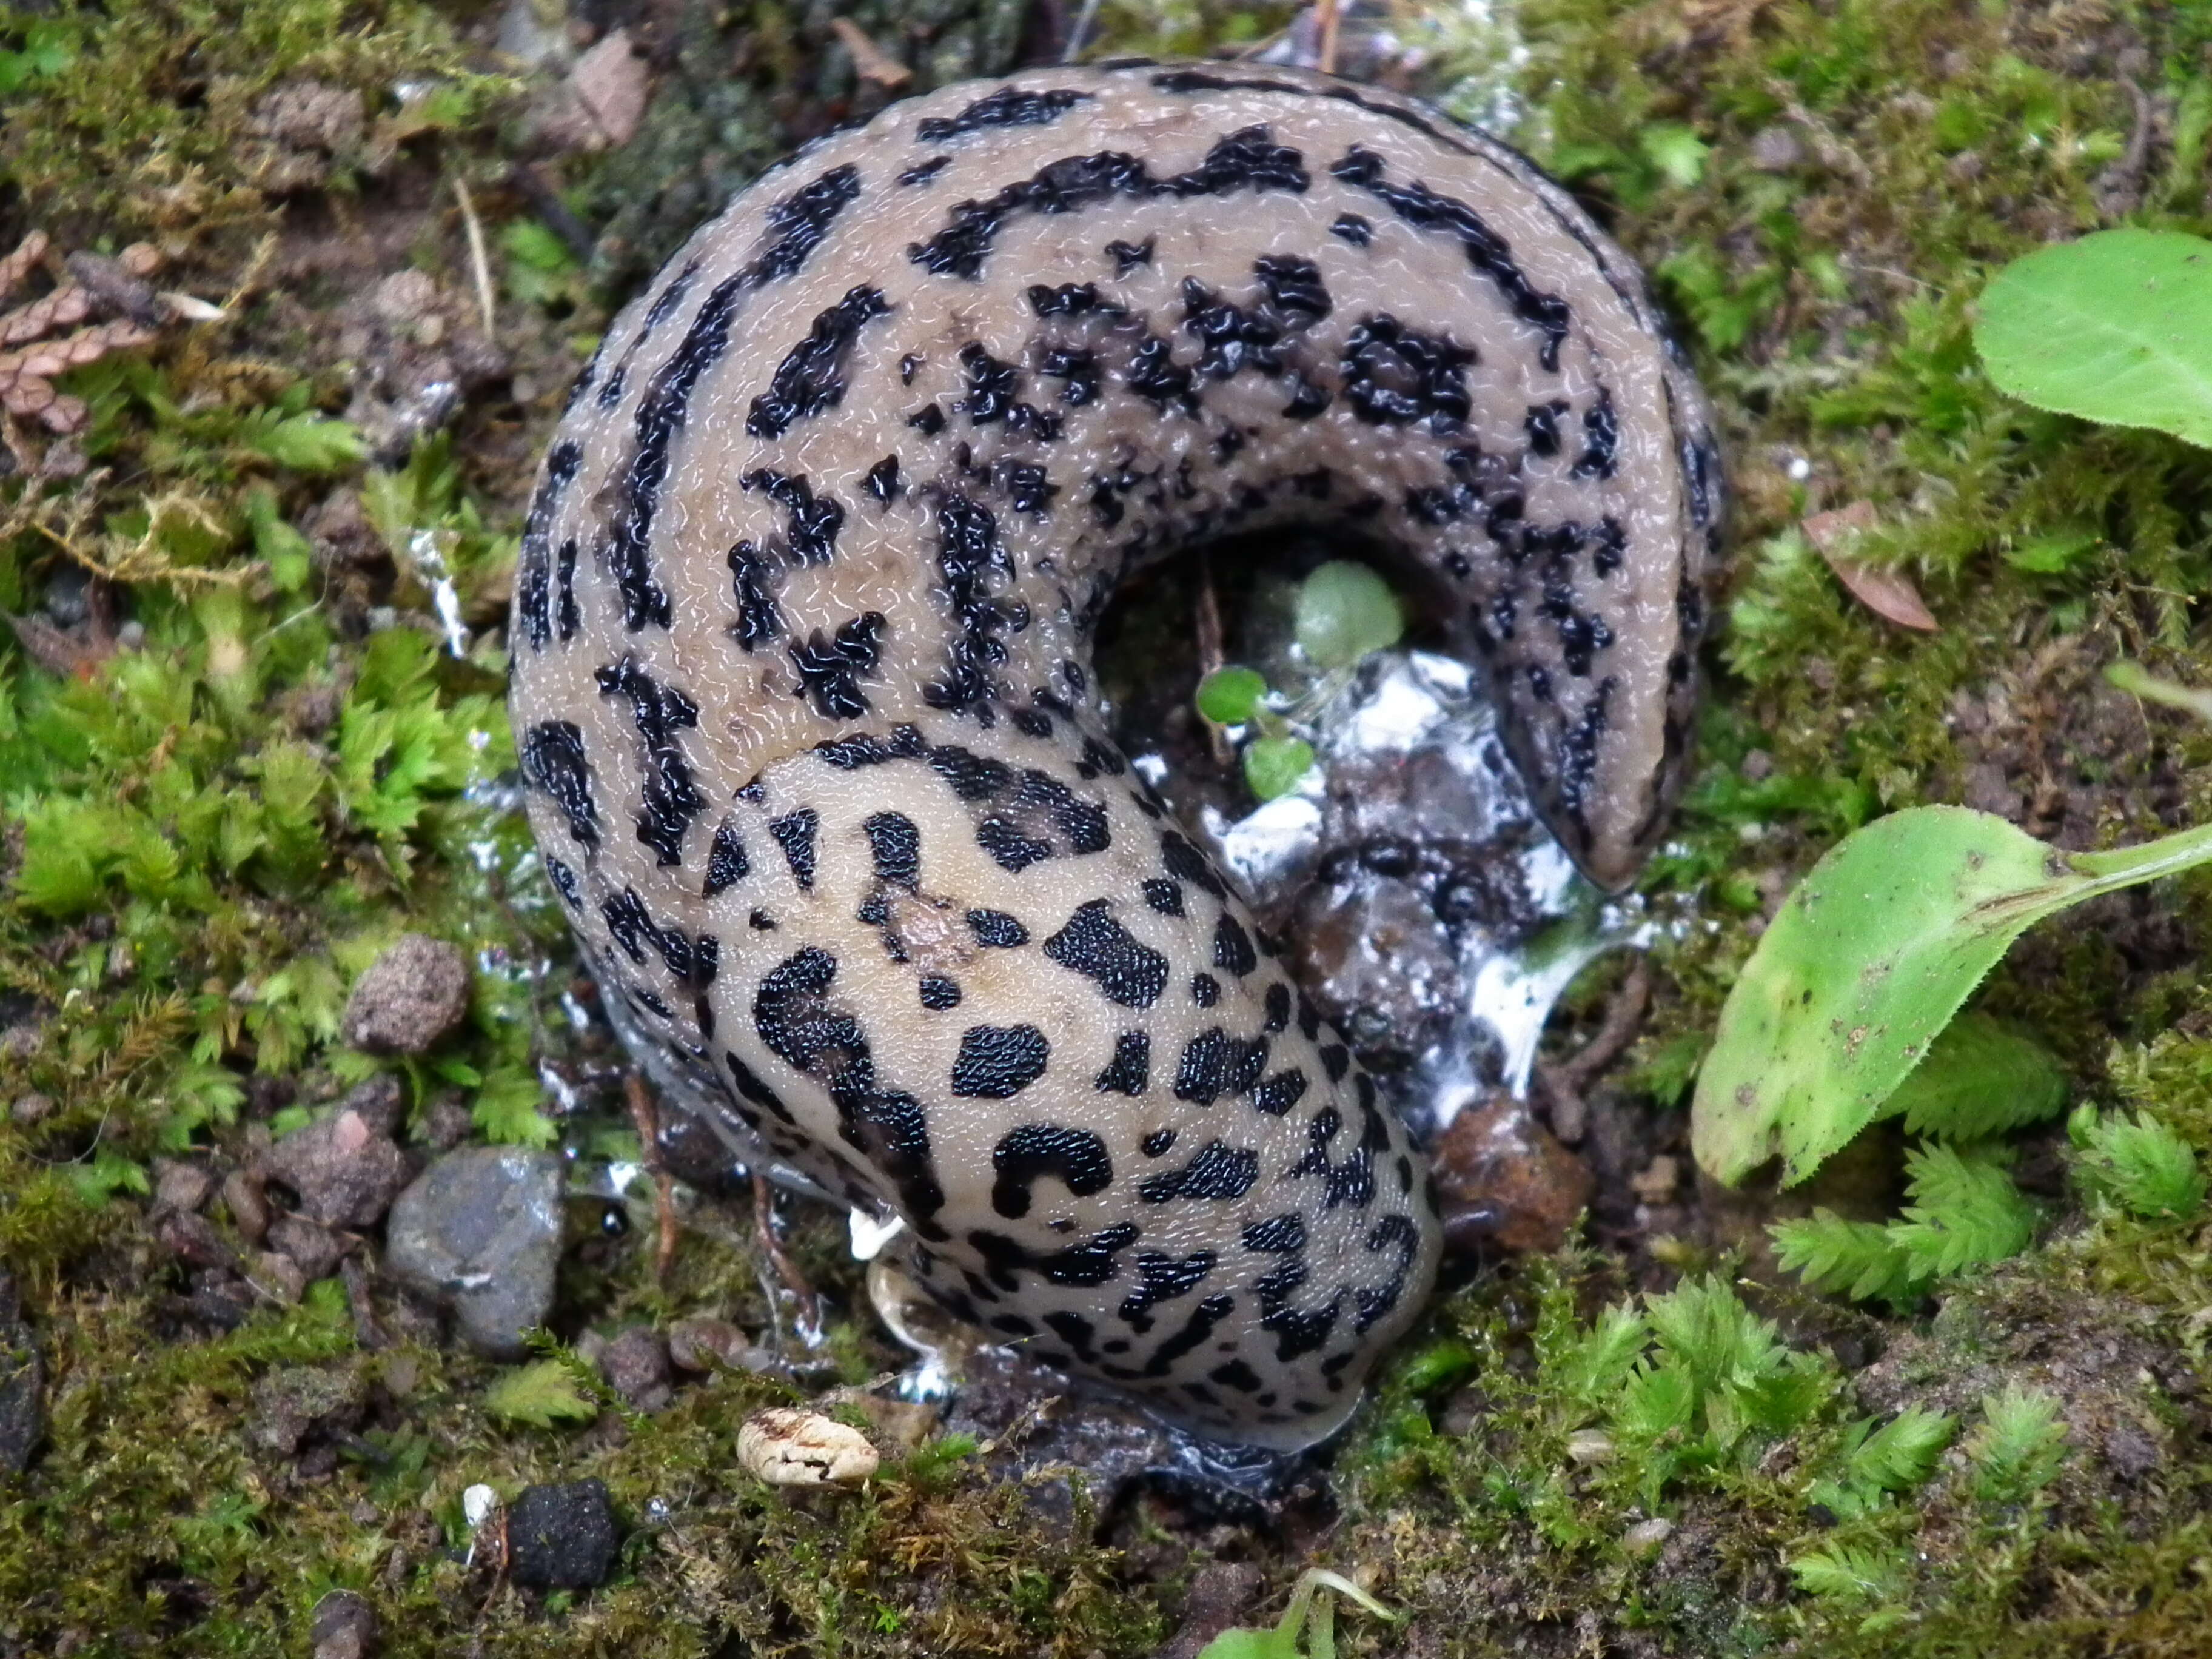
[508,62,1723,1449]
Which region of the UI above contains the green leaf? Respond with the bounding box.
[1294,561,1403,671]
[1197,665,1267,725]
[1876,1011,2068,1140]
[1967,1384,2068,1504]
[1975,227,2212,447]
[1639,122,1708,189]
[483,1360,597,1428]
[2070,1105,2207,1220]
[67,1145,150,1208]
[1888,1144,2036,1278]
[1771,1210,1925,1308]
[1846,1405,1954,1496]
[246,486,315,592]
[1244,737,1314,802]
[243,411,366,474]
[472,1065,557,1148]
[1196,1569,1394,1659]
[1692,806,2212,1187]
[1790,1543,1906,1603]
[501,218,576,272]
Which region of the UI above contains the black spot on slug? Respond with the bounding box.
[1044,899,1170,1008]
[990,1122,1111,1218]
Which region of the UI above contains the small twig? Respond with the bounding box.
[451,172,497,340]
[1316,0,1342,75]
[623,1073,680,1279]
[1061,0,1102,64]
[340,1255,387,1350]
[751,1166,821,1339]
[1534,955,1652,1145]
[1195,550,1233,769]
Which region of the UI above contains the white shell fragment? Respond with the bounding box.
[737,1407,880,1486]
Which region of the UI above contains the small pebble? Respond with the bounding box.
[261,1104,411,1230]
[1567,1430,1615,1466]
[1623,1516,1674,1555]
[310,1589,378,1659]
[383,1147,564,1358]
[666,1316,763,1373]
[598,1326,674,1412]
[152,1158,215,1215]
[221,1170,270,1244]
[342,934,471,1057]
[1748,125,1803,172]
[8,1093,51,1125]
[267,1214,346,1281]
[737,1407,878,1486]
[506,1478,622,1589]
[0,1273,42,1475]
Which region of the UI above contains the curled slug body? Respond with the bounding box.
[509,62,1721,1449]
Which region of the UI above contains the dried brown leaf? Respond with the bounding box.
[1805,501,1939,632]
[831,18,911,88]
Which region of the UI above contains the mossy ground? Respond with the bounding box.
[2,0,2212,1654]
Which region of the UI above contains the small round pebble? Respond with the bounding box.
[341,933,471,1056]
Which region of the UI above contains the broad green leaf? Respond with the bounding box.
[1976,228,2212,447]
[1196,665,1266,724]
[1294,561,1402,671]
[1692,805,2212,1187]
[1243,736,1313,801]
[1875,1011,2067,1139]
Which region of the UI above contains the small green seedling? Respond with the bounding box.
[1195,561,1403,801]
[1196,1569,1397,1659]
[2068,1103,2207,1221]
[1694,805,2212,1188]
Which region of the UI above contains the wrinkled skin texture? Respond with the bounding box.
[509,63,1720,1447]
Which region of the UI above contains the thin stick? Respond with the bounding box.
[452,172,497,340]
[1316,0,1342,75]
[623,1072,680,1279]
[1061,0,1102,64]
[1195,550,1233,769]
[1535,955,1651,1144]
[751,1167,821,1339]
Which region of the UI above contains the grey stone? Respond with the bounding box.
[383,1147,564,1358]
[599,1326,673,1412]
[310,1587,378,1659]
[343,934,470,1056]
[0,1273,42,1474]
[263,1103,411,1230]
[507,1479,621,1589]
[267,1214,346,1282]
[249,1364,365,1456]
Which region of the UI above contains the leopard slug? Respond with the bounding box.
[509,62,1722,1449]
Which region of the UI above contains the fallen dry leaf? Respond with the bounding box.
[831,18,912,89]
[1804,500,1939,632]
